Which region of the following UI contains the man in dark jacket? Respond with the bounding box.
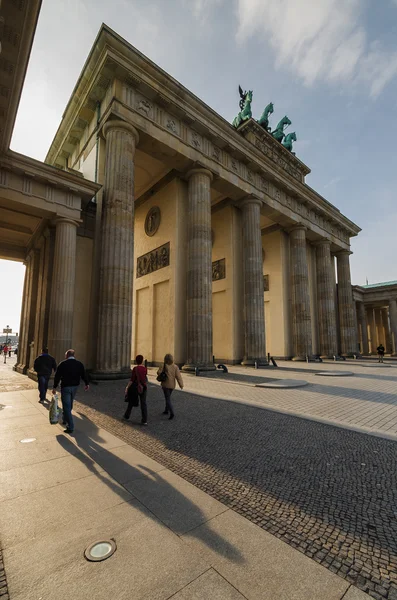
[52,349,89,434]
[377,343,385,363]
[34,347,57,403]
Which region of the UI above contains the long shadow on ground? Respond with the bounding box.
[74,379,397,599]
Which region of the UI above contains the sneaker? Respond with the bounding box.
[168,414,174,420]
[141,422,148,426]
[64,428,74,434]
[162,411,169,415]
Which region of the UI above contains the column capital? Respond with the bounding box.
[238,195,262,209]
[335,249,353,257]
[53,217,80,228]
[313,238,331,248]
[288,223,307,234]
[103,119,139,145]
[185,167,213,182]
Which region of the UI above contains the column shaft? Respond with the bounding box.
[315,241,338,357]
[389,299,397,355]
[375,309,383,348]
[381,308,392,354]
[183,168,215,371]
[96,120,138,377]
[336,251,357,356]
[241,198,266,364]
[290,227,312,360]
[357,302,369,355]
[367,308,377,354]
[47,219,78,363]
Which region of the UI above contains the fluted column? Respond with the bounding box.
[367,307,377,354]
[389,299,397,355]
[290,226,312,360]
[95,120,139,377]
[315,240,338,357]
[183,168,215,371]
[47,218,78,363]
[375,309,383,349]
[358,302,369,355]
[336,251,357,356]
[15,254,31,373]
[240,197,266,365]
[381,308,392,354]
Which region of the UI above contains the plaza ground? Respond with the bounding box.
[1,357,397,599]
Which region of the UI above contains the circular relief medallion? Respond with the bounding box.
[145,206,161,237]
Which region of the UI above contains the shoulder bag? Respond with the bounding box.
[157,362,167,382]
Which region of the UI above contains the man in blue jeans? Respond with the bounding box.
[52,349,89,434]
[34,347,57,403]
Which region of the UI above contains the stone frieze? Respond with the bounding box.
[136,242,170,278]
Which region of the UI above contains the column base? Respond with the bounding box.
[291,355,309,362]
[14,363,28,374]
[320,354,338,359]
[89,369,131,381]
[182,363,216,373]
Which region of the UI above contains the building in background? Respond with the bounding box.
[353,281,397,355]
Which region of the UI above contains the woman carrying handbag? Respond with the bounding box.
[123,355,148,425]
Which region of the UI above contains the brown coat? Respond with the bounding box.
[157,363,184,390]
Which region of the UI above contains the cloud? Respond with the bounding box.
[235,0,397,97]
[185,0,223,20]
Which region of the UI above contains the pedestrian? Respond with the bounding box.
[0,344,3,355]
[8,348,11,358]
[377,343,385,363]
[14,346,18,356]
[34,347,57,403]
[157,353,183,420]
[3,345,8,363]
[52,349,89,434]
[124,355,148,425]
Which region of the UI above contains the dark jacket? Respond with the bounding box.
[34,353,57,377]
[377,345,385,355]
[53,358,89,389]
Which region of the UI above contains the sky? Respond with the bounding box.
[2,0,397,327]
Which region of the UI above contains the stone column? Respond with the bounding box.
[375,309,383,349]
[389,299,397,355]
[367,307,377,354]
[336,251,357,356]
[183,168,215,371]
[290,226,312,360]
[15,254,31,373]
[95,120,139,377]
[240,197,266,365]
[47,218,78,364]
[381,308,392,354]
[357,302,369,355]
[315,240,338,358]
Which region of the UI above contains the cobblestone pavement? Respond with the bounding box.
[72,370,397,600]
[161,360,397,439]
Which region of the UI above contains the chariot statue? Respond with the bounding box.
[232,85,253,128]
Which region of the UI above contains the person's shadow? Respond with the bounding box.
[56,415,243,564]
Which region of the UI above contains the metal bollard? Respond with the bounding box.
[254,361,258,369]
[195,367,200,376]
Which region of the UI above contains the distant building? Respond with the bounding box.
[353,281,397,355]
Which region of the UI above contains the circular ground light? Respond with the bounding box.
[84,539,117,562]
[19,438,36,443]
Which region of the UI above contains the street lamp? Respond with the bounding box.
[3,325,12,364]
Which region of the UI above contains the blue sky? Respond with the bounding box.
[4,0,397,328]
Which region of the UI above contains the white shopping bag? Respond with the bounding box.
[49,393,59,425]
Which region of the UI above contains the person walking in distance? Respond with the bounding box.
[157,354,183,420]
[377,343,385,363]
[52,349,89,434]
[34,347,57,403]
[124,354,148,425]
